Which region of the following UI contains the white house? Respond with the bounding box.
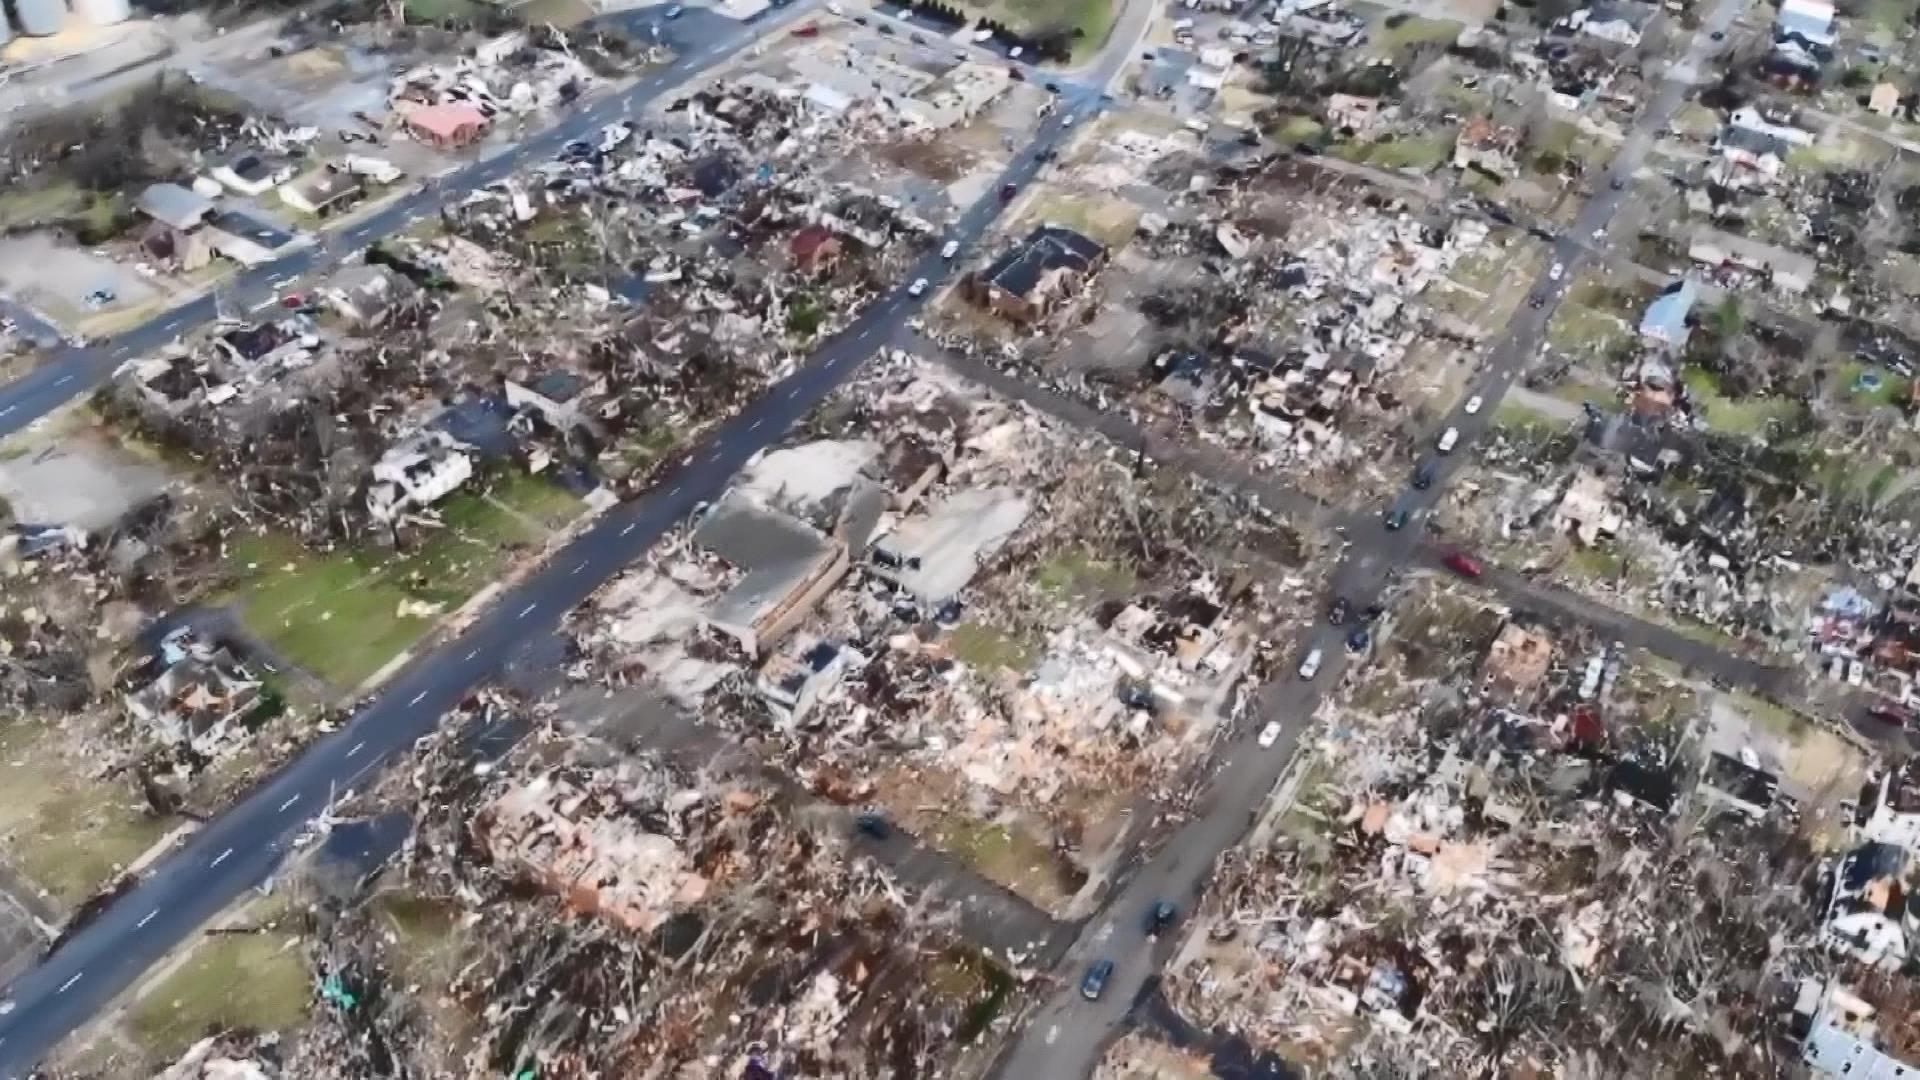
[368,429,474,523]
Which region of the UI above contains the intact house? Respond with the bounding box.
[125,627,265,756]
[367,429,475,523]
[693,494,851,658]
[135,184,283,270]
[1639,278,1699,348]
[280,166,365,217]
[967,225,1109,325]
[405,102,492,149]
[1564,1,1655,46]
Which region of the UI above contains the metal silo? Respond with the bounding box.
[12,0,68,37]
[73,0,128,27]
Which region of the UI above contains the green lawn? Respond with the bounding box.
[1837,361,1912,409]
[1546,304,1631,355]
[957,0,1116,60]
[223,477,580,689]
[948,621,1037,673]
[1271,114,1326,144]
[1681,366,1797,436]
[128,921,311,1060]
[930,814,1072,911]
[1368,14,1461,59]
[1035,549,1133,602]
[1330,132,1455,172]
[0,723,180,909]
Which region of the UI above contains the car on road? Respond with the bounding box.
[1257,721,1282,747]
[1298,647,1323,680]
[1045,81,1060,92]
[1442,551,1483,578]
[1347,627,1370,652]
[908,277,929,296]
[1412,459,1436,489]
[942,240,960,259]
[1000,182,1018,200]
[1529,294,1546,309]
[1711,29,1724,39]
[1081,959,1115,1000]
[1384,506,1409,531]
[1464,394,1484,415]
[1527,225,1556,241]
[1549,262,1564,282]
[1327,596,1349,625]
[1436,426,1460,453]
[664,3,684,15]
[1147,901,1178,933]
[1610,176,1626,190]
[793,21,820,34]
[854,813,891,839]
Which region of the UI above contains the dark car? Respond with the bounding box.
[1045,81,1061,92]
[1347,627,1371,652]
[1327,596,1350,625]
[1000,182,1018,200]
[1527,225,1556,241]
[1081,959,1115,1000]
[1147,901,1177,933]
[854,813,891,840]
[1610,176,1626,190]
[1486,206,1515,225]
[1710,29,1724,39]
[1384,507,1409,531]
[1412,460,1436,490]
[1529,294,1546,309]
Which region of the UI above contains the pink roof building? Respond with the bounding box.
[406,103,491,149]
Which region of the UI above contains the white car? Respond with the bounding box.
[908,277,929,297]
[1257,721,1282,748]
[1464,394,1484,415]
[1298,648,1323,680]
[1849,659,1866,687]
[1436,426,1460,454]
[941,240,960,259]
[1549,262,1564,281]
[828,1,843,12]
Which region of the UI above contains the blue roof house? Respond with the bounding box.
[1639,278,1699,349]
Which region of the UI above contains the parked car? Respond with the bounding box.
[792,21,820,35]
[1081,959,1115,1000]
[1257,721,1282,748]
[1436,427,1460,454]
[1412,460,1436,489]
[664,3,684,16]
[1327,596,1350,625]
[1000,182,1018,200]
[1298,648,1323,680]
[1347,627,1371,652]
[908,277,929,297]
[942,240,960,259]
[1146,901,1177,933]
[854,813,890,840]
[1384,507,1409,531]
[1442,551,1483,578]
[1464,394,1484,415]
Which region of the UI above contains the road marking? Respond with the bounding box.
[408,690,428,706]
[136,909,159,929]
[787,386,802,400]
[748,418,762,431]
[278,795,300,812]
[622,522,639,536]
[517,603,537,619]
[56,974,81,994]
[52,374,72,387]
[346,740,365,757]
[0,406,12,417]
[210,848,232,868]
[465,649,479,662]
[668,485,681,497]
[572,561,588,575]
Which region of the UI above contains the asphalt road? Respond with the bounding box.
[987,2,1753,1074]
[0,9,1132,1073]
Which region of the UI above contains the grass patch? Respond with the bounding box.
[1271,114,1326,144]
[1330,132,1455,172]
[404,0,482,22]
[1548,379,1620,413]
[1671,102,1720,139]
[127,923,310,1060]
[1681,365,1797,436]
[1546,304,1630,354]
[488,471,584,530]
[1024,191,1139,250]
[223,484,556,689]
[513,0,595,23]
[955,0,1116,59]
[1566,545,1625,582]
[0,182,85,232]
[0,722,179,908]
[1837,360,1912,409]
[929,815,1073,911]
[1368,13,1461,59]
[1733,691,1809,746]
[1035,548,1133,602]
[948,621,1037,673]
[1494,401,1566,436]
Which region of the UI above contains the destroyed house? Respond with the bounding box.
[279,167,363,216]
[1698,752,1779,819]
[1481,622,1553,701]
[506,370,603,431]
[869,487,1030,605]
[972,225,1108,324]
[1566,1,1654,45]
[125,635,264,753]
[756,638,857,722]
[210,152,294,197]
[215,320,302,365]
[1862,760,1920,855]
[1824,842,1916,968]
[1639,278,1698,348]
[788,224,845,274]
[137,183,216,232]
[368,430,474,523]
[323,264,414,327]
[1776,0,1836,46]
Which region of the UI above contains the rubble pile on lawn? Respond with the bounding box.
[1165,582,1830,1075]
[269,705,1013,1079]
